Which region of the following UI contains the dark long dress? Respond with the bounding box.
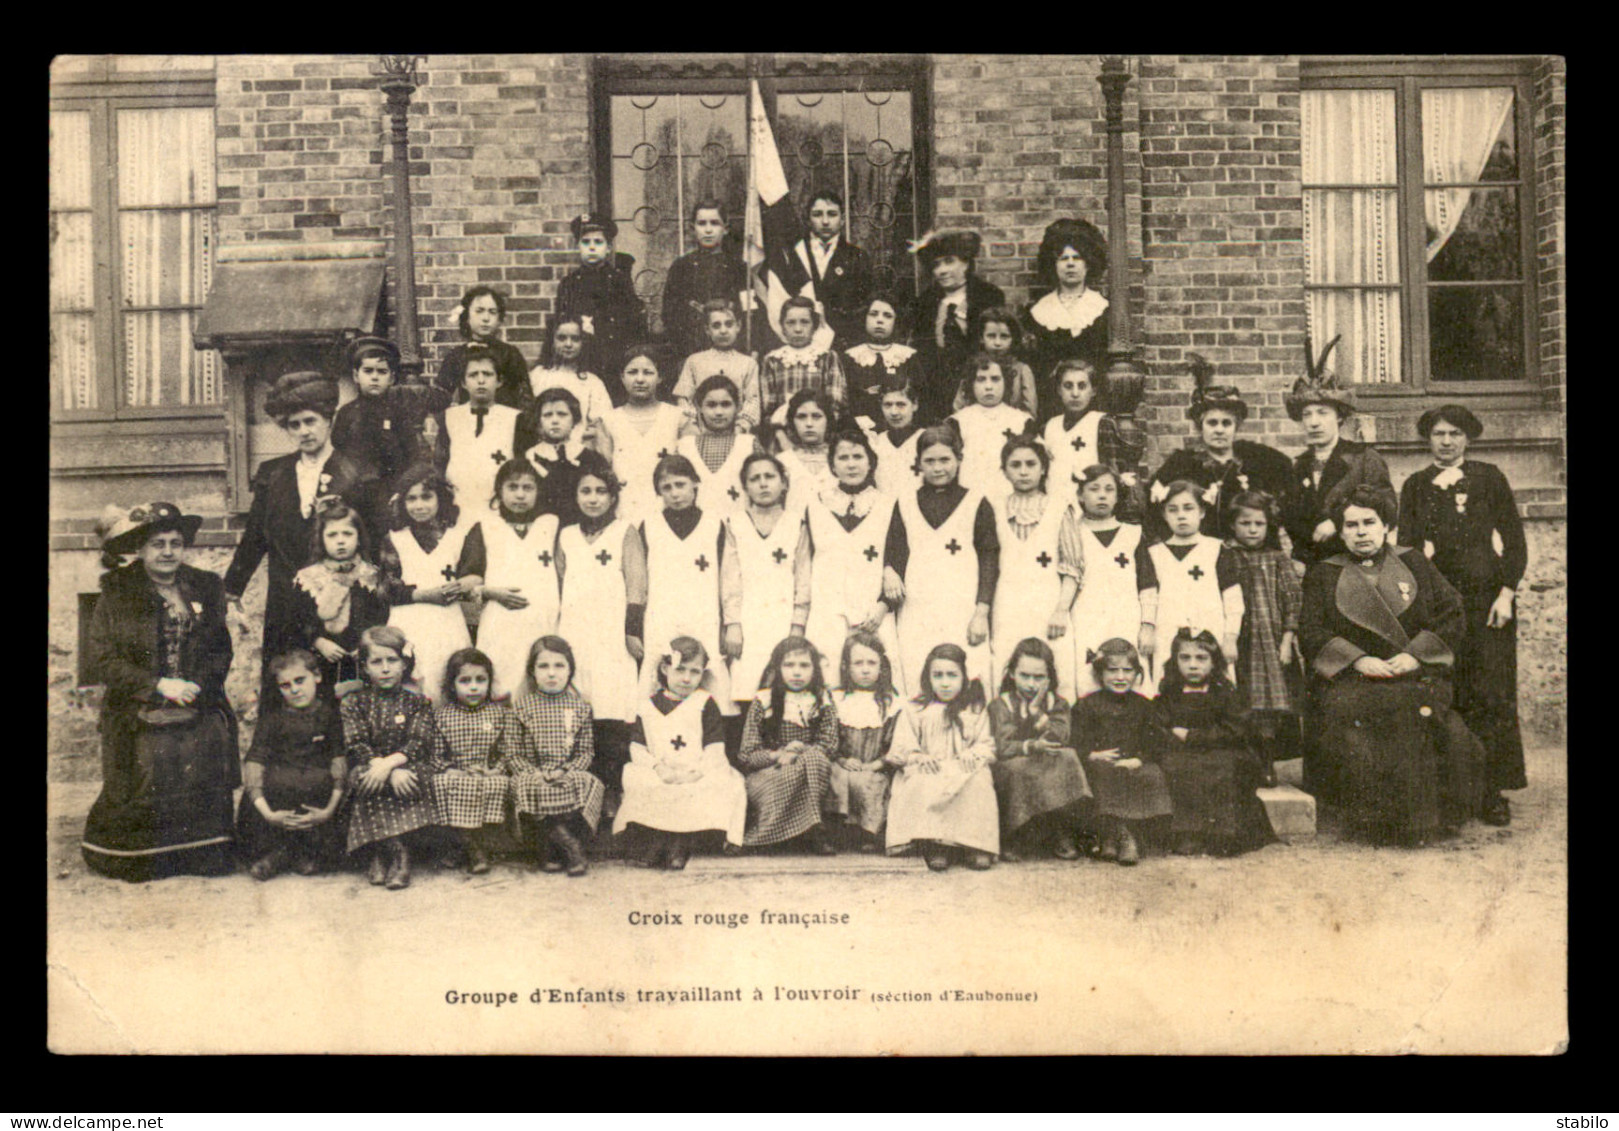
[223,447,378,707]
[82,562,240,881]
[1022,289,1111,423]
[1397,460,1528,792]
[988,693,1092,837]
[1068,689,1173,821]
[1281,439,1392,566]
[234,697,346,866]
[556,257,645,401]
[661,244,749,360]
[1154,683,1273,850]
[1299,545,1486,842]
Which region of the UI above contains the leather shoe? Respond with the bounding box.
[384,839,411,890]
[1481,793,1511,827]
[966,851,994,870]
[466,837,491,875]
[367,846,388,885]
[249,849,286,882]
[1052,833,1081,860]
[1117,825,1139,866]
[803,825,837,856]
[551,822,589,877]
[667,838,690,870]
[923,844,951,871]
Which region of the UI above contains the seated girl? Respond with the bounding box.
[736,636,840,854]
[989,638,1092,861]
[1069,638,1171,866]
[826,632,902,847]
[506,636,606,877]
[432,647,516,875]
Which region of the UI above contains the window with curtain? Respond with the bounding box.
[593,55,928,336]
[50,57,220,418]
[1301,60,1537,391]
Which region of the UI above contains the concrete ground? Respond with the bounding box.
[46,745,1567,1056]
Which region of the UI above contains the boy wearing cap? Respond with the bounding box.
[556,213,645,398]
[331,336,453,490]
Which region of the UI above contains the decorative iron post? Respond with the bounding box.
[378,55,426,380]
[1097,55,1148,472]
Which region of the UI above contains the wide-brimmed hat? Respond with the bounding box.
[909,228,982,266]
[1185,352,1249,423]
[264,370,339,421]
[1284,335,1356,421]
[1417,404,1484,441]
[97,501,203,556]
[347,335,400,371]
[571,212,619,242]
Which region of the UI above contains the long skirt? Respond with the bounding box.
[742,749,832,846]
[345,766,439,853]
[434,768,513,830]
[990,748,1093,837]
[614,762,747,845]
[1086,759,1174,822]
[235,762,344,866]
[1454,599,1528,792]
[885,763,1000,856]
[1318,673,1486,843]
[1161,743,1274,848]
[509,768,606,832]
[82,707,238,882]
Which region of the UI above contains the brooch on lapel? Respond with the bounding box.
[1454,492,1468,514]
[382,418,392,431]
[190,601,204,615]
[318,472,333,495]
[1397,581,1413,601]
[394,713,407,725]
[1237,474,1250,491]
[834,266,844,276]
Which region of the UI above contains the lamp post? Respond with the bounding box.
[1097,55,1148,472]
[377,54,426,380]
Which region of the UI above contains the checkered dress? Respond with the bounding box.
[503,689,605,831]
[341,686,444,852]
[432,701,516,829]
[736,691,839,846]
[1231,544,1303,713]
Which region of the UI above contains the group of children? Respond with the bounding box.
[232,206,1326,884]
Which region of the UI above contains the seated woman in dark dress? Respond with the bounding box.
[1298,486,1486,845]
[82,502,239,881]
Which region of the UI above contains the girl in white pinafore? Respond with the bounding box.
[637,456,735,713]
[892,427,997,697]
[1140,480,1244,688]
[615,638,747,863]
[806,432,904,693]
[675,374,759,523]
[1067,464,1147,696]
[601,347,685,527]
[989,438,1076,702]
[557,511,640,725]
[471,460,561,699]
[725,455,808,703]
[382,466,474,704]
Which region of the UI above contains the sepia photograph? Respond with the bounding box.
[46,52,1567,1056]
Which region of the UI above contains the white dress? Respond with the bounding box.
[885,700,1000,856]
[777,446,837,514]
[726,505,806,702]
[951,402,1033,495]
[1071,521,1146,696]
[989,492,1075,702]
[1043,408,1105,510]
[444,402,521,514]
[604,402,685,527]
[639,508,734,713]
[1147,534,1240,687]
[385,521,474,704]
[895,489,994,695]
[803,491,904,694]
[615,691,746,844]
[872,429,922,499]
[474,514,561,698]
[677,433,754,521]
[557,519,640,722]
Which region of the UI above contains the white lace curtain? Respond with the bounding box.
[1423,87,1515,261]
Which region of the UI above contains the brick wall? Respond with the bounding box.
[215,53,592,370]
[1533,56,1566,436]
[1135,56,1307,469]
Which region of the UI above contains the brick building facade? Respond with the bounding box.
[48,54,1567,778]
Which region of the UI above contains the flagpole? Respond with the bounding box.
[745,63,756,357]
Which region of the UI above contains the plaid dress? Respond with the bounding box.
[342,686,444,852]
[432,701,516,829]
[826,689,899,836]
[1230,544,1303,713]
[504,688,606,831]
[760,343,846,423]
[736,690,840,846]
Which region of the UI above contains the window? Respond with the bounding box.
[592,55,929,335]
[50,56,221,418]
[1301,58,1538,393]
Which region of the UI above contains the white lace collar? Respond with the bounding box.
[846,342,916,371]
[771,341,830,366]
[1030,289,1108,335]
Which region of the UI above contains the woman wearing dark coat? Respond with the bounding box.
[1022,218,1111,422]
[907,229,1006,425]
[1397,405,1528,825]
[1148,354,1296,543]
[556,214,645,401]
[82,503,240,881]
[1299,486,1486,844]
[223,371,378,709]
